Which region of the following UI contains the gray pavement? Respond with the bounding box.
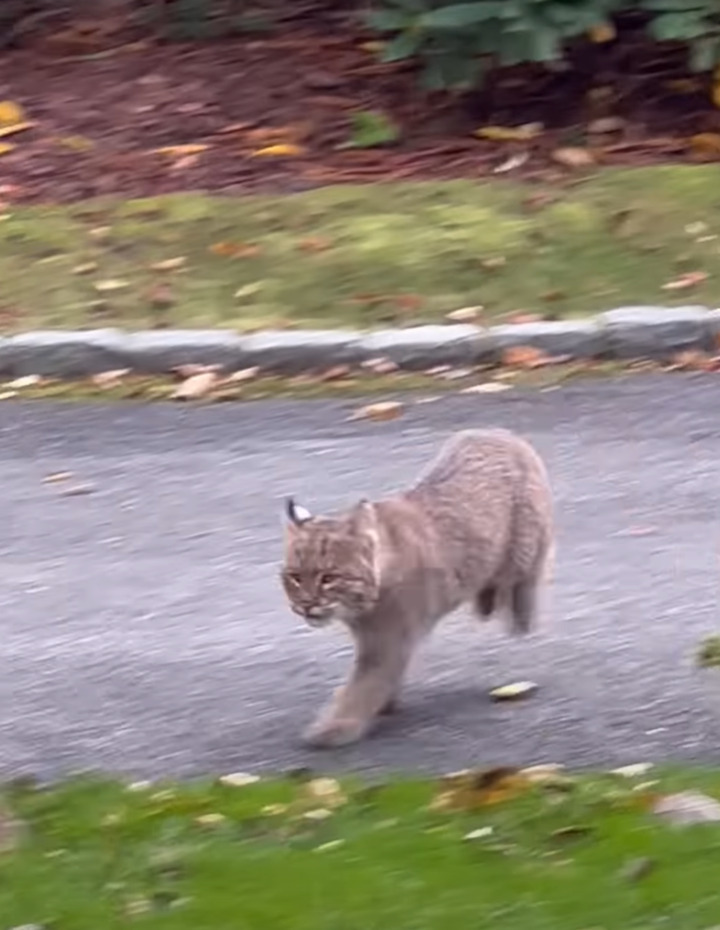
[2,373,720,782]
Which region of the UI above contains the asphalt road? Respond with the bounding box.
[3,374,720,782]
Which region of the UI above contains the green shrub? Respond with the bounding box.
[367,0,720,90]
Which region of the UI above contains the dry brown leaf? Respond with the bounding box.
[150,257,186,272]
[92,369,131,389]
[552,146,596,169]
[461,382,512,394]
[361,357,398,375]
[431,767,532,812]
[667,349,715,371]
[252,143,306,158]
[475,124,541,143]
[73,262,98,275]
[502,345,548,369]
[297,236,332,253]
[318,365,352,382]
[171,371,219,401]
[226,366,260,383]
[349,400,404,422]
[170,153,201,172]
[689,133,720,161]
[209,241,261,259]
[661,270,708,291]
[493,151,529,174]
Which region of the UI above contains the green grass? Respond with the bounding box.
[3,164,720,332]
[5,767,720,929]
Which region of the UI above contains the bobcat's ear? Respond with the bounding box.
[286,497,313,527]
[350,499,377,533]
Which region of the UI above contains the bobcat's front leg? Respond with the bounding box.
[303,623,414,748]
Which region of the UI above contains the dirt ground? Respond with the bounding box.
[1,12,720,205]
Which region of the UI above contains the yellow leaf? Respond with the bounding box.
[712,66,720,109]
[304,778,347,809]
[0,121,33,138]
[689,132,720,160]
[154,144,209,157]
[57,135,94,151]
[430,767,533,812]
[171,371,219,401]
[349,400,404,422]
[0,143,15,156]
[0,101,26,126]
[588,21,616,43]
[150,256,187,271]
[251,143,306,157]
[475,124,541,143]
[489,680,538,701]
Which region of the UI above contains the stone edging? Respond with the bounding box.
[1,305,718,379]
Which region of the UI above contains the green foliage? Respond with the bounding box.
[343,110,401,148]
[367,0,720,91]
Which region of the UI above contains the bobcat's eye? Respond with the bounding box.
[319,573,336,587]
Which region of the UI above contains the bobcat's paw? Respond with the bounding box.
[302,715,370,749]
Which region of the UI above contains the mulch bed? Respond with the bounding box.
[2,15,720,205]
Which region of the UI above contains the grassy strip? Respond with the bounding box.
[2,165,720,332]
[4,766,720,928]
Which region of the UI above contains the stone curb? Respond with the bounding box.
[1,305,717,379]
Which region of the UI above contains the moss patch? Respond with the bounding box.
[2,165,720,332]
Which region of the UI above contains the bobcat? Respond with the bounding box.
[280,428,554,749]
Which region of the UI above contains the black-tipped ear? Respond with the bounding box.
[286,497,313,526]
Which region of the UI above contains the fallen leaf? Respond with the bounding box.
[0,143,15,156]
[493,151,529,174]
[154,144,209,157]
[461,382,512,394]
[0,391,17,400]
[219,772,261,787]
[0,101,26,125]
[0,121,33,139]
[476,124,542,142]
[43,472,73,483]
[303,808,333,821]
[361,357,398,375]
[661,270,708,291]
[234,282,263,300]
[611,763,653,778]
[314,839,345,852]
[304,778,347,809]
[297,236,332,253]
[502,346,548,369]
[196,813,226,827]
[94,279,130,293]
[7,374,41,389]
[667,349,716,371]
[150,257,186,271]
[689,133,720,161]
[92,369,130,389]
[489,681,538,702]
[431,767,532,811]
[57,135,94,151]
[73,262,98,275]
[261,804,288,816]
[698,634,720,668]
[171,371,219,401]
[481,257,507,270]
[521,765,574,789]
[349,400,404,421]
[226,366,260,383]
[552,147,596,168]
[252,143,306,157]
[587,116,626,134]
[318,365,351,382]
[652,791,720,825]
[463,826,494,840]
[170,153,201,172]
[209,242,261,258]
[88,226,111,241]
[587,21,616,42]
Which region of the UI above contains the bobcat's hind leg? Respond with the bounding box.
[510,578,538,635]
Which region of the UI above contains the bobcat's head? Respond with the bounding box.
[280,498,381,628]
